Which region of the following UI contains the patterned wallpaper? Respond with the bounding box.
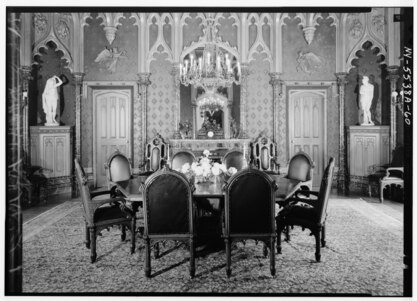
[246,53,273,139]
[147,53,176,139]
[326,85,340,164]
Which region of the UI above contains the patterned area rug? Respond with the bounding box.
[22,199,403,295]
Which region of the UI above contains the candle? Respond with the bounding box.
[185,59,189,70]
[190,54,194,66]
[216,56,221,72]
[237,62,241,76]
[199,57,202,71]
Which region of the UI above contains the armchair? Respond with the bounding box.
[223,167,278,277]
[139,133,169,176]
[142,165,197,278]
[368,146,404,203]
[222,149,248,171]
[276,157,335,262]
[74,159,136,263]
[251,135,280,174]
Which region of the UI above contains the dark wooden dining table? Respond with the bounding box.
[115,173,302,205]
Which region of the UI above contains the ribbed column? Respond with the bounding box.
[20,65,32,170]
[137,72,151,166]
[171,63,182,139]
[386,65,400,161]
[72,72,84,197]
[335,72,348,195]
[239,63,249,138]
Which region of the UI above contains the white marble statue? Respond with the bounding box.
[359,76,374,125]
[42,75,63,126]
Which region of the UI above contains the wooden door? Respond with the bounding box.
[288,90,326,188]
[94,90,131,187]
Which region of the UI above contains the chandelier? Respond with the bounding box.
[198,91,227,116]
[179,17,241,92]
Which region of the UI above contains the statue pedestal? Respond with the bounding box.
[30,126,73,198]
[347,125,389,194]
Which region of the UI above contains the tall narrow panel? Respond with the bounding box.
[119,98,126,138]
[43,137,54,171]
[101,104,107,138]
[294,101,301,138]
[110,99,116,138]
[313,104,319,138]
[303,102,310,138]
[312,145,319,176]
[365,137,375,175]
[101,145,108,176]
[354,137,363,176]
[55,137,65,175]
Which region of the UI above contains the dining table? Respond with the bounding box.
[115,173,303,206]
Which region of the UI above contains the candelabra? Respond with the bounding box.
[391,90,404,113]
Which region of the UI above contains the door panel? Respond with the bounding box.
[289,90,325,188]
[95,90,131,187]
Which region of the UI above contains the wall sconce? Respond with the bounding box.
[391,90,404,113]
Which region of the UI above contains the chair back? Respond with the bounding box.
[287,151,314,182]
[105,151,131,188]
[223,150,248,171]
[171,150,196,171]
[316,157,335,225]
[251,135,278,172]
[224,168,276,236]
[143,166,194,236]
[74,159,93,225]
[145,133,169,172]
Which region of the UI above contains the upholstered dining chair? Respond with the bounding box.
[285,151,314,190]
[74,159,136,263]
[171,150,196,171]
[104,151,132,190]
[251,135,280,174]
[276,157,335,262]
[222,149,248,171]
[139,133,169,176]
[223,167,278,277]
[142,165,197,278]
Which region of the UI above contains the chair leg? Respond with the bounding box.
[277,227,282,254]
[189,237,195,278]
[90,228,97,263]
[380,181,384,203]
[321,224,326,247]
[85,224,90,249]
[130,219,136,254]
[145,237,151,278]
[315,229,321,262]
[270,236,276,276]
[285,225,290,241]
[154,242,160,259]
[121,225,126,241]
[225,238,231,277]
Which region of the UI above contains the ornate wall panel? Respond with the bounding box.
[84,13,138,81]
[246,53,273,138]
[326,84,340,165]
[147,53,176,138]
[182,13,204,48]
[80,86,93,167]
[217,13,239,48]
[282,14,336,81]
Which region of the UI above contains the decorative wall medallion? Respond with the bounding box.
[33,13,48,35]
[56,20,70,40]
[372,14,386,35]
[94,47,128,73]
[296,51,322,74]
[348,16,363,39]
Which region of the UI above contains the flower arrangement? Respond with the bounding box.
[179,150,238,183]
